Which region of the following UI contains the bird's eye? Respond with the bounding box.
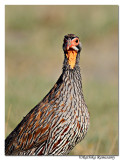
[75,39,78,43]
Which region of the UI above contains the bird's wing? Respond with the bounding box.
[5,75,64,155]
[5,100,55,155]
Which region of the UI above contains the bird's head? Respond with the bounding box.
[63,34,82,69]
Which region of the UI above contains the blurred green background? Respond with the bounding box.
[5,5,118,155]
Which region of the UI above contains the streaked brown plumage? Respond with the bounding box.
[5,34,90,155]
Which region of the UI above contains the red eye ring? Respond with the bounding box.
[74,38,79,44]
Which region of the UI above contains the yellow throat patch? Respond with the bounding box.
[66,50,77,69]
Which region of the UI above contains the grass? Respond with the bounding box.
[5,5,118,155]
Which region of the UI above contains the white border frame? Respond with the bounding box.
[0,1,122,160]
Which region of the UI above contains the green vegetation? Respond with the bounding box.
[5,5,118,155]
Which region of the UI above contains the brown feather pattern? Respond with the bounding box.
[5,34,90,155]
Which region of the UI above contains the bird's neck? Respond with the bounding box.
[63,51,80,71]
[61,50,83,97]
[62,58,82,89]
[61,64,84,103]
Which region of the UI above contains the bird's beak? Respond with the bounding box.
[67,39,74,51]
[66,39,74,51]
[66,39,79,52]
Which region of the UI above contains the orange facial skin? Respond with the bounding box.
[66,38,79,50]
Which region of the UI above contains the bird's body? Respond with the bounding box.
[5,34,90,155]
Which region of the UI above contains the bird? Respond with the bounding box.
[5,34,90,155]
